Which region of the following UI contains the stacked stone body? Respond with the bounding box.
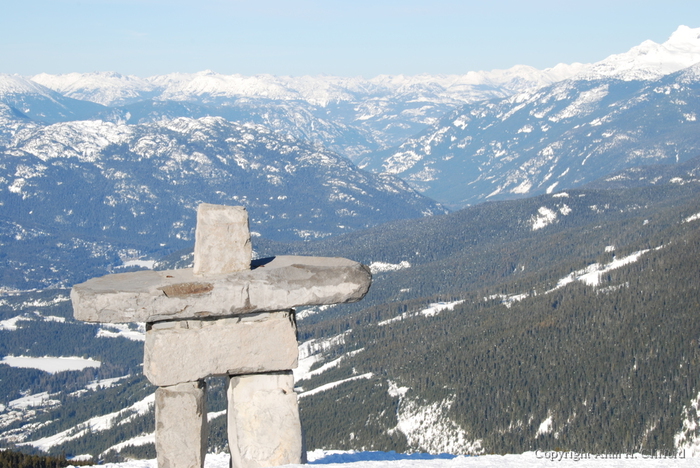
[71,204,372,468]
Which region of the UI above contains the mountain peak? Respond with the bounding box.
[578,25,700,81]
[0,73,57,97]
[666,24,700,50]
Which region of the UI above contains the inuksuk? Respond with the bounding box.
[71,203,372,468]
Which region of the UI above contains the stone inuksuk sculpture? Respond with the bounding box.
[71,203,372,468]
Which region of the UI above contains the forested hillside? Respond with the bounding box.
[290,178,700,454]
[3,171,697,459]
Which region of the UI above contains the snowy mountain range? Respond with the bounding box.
[372,26,700,208]
[30,65,585,108]
[28,25,700,109]
[3,26,700,198]
[374,64,700,208]
[3,64,584,162]
[578,25,700,81]
[0,115,445,290]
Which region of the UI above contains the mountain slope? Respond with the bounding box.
[290,178,700,454]
[0,115,445,290]
[3,175,699,459]
[27,66,586,161]
[578,25,700,80]
[373,63,700,209]
[0,74,106,124]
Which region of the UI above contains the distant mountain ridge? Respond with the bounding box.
[23,26,700,109]
[18,64,585,161]
[29,65,586,108]
[578,25,700,81]
[374,59,700,209]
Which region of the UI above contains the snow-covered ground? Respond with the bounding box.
[1,355,101,373]
[69,449,697,468]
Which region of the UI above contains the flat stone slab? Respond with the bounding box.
[71,256,371,323]
[228,372,303,468]
[144,312,298,387]
[156,381,207,468]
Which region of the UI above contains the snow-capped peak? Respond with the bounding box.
[0,73,60,97]
[31,71,157,106]
[29,65,587,109]
[577,25,700,81]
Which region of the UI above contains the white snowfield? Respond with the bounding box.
[25,393,154,452]
[578,25,700,81]
[1,355,101,374]
[69,449,698,468]
[377,301,465,327]
[370,261,411,274]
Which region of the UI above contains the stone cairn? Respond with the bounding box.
[71,204,372,468]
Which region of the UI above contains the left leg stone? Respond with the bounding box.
[156,380,207,468]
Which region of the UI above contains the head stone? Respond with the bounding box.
[193,204,252,275]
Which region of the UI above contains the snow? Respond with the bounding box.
[378,301,465,326]
[530,207,557,230]
[15,120,134,163]
[419,301,465,318]
[676,391,700,456]
[530,203,573,231]
[1,355,101,373]
[118,259,156,269]
[370,261,411,274]
[482,247,655,307]
[97,323,146,341]
[207,410,226,422]
[390,392,482,455]
[8,392,60,410]
[105,433,155,455]
[66,450,698,468]
[29,64,585,110]
[32,71,157,107]
[23,393,154,451]
[550,249,651,291]
[536,417,553,437]
[684,212,700,223]
[552,85,609,121]
[295,331,354,382]
[297,373,374,398]
[298,349,365,383]
[579,25,700,81]
[86,375,130,391]
[0,74,61,97]
[0,315,31,330]
[485,293,529,309]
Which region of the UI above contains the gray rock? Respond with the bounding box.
[155,381,207,468]
[144,312,298,387]
[69,202,374,468]
[193,204,252,276]
[71,256,372,323]
[228,372,303,468]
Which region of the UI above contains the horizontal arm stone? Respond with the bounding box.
[71,256,372,323]
[144,312,298,387]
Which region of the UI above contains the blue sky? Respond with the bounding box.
[2,0,699,77]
